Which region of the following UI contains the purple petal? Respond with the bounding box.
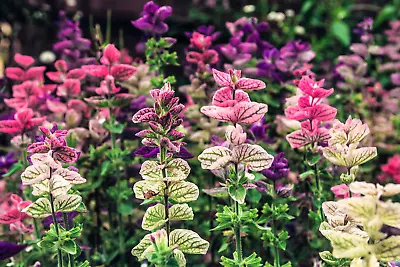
[0,242,27,260]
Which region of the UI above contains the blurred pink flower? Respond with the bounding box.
[379,155,400,183]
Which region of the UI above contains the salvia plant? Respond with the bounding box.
[131,82,209,266]
[1,1,400,267]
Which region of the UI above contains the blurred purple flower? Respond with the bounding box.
[185,25,220,41]
[42,211,79,229]
[130,96,148,112]
[275,41,315,73]
[249,116,273,143]
[53,11,94,68]
[0,241,27,260]
[0,153,17,175]
[131,1,172,35]
[134,146,193,159]
[354,18,373,44]
[261,152,289,181]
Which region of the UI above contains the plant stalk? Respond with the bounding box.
[63,213,74,267]
[233,164,243,263]
[160,146,170,242]
[49,171,63,267]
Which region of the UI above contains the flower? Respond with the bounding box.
[261,152,289,181]
[0,194,32,234]
[0,241,28,260]
[200,69,268,125]
[275,41,315,73]
[0,153,17,176]
[285,76,337,148]
[5,53,46,83]
[331,184,351,199]
[379,155,400,183]
[0,108,45,134]
[42,211,79,229]
[131,1,172,35]
[328,116,370,146]
[27,124,79,164]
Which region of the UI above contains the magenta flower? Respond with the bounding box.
[285,76,337,148]
[27,124,79,164]
[0,108,45,134]
[0,194,31,225]
[379,155,400,183]
[200,69,268,124]
[5,53,45,83]
[186,32,219,74]
[131,1,172,35]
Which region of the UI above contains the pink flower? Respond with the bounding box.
[212,68,265,91]
[379,155,400,183]
[331,184,351,198]
[46,60,85,83]
[190,32,212,50]
[82,44,136,82]
[0,108,45,134]
[5,53,45,83]
[0,194,32,234]
[285,76,337,148]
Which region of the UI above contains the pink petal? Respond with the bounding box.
[306,104,337,122]
[203,49,219,65]
[166,129,185,141]
[15,108,34,125]
[110,64,136,81]
[27,142,49,153]
[201,101,268,124]
[212,87,250,107]
[285,105,308,120]
[4,98,28,109]
[57,79,81,97]
[25,117,46,130]
[5,67,25,81]
[82,65,108,78]
[68,99,89,114]
[0,120,22,134]
[14,53,35,69]
[25,67,46,82]
[186,51,203,64]
[66,69,86,80]
[53,146,79,163]
[236,77,266,90]
[212,68,232,87]
[0,209,21,224]
[54,60,68,73]
[46,99,67,113]
[101,44,121,65]
[132,108,158,123]
[286,127,330,149]
[46,71,64,83]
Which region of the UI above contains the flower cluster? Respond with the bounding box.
[323,117,377,182]
[131,1,172,35]
[320,181,400,266]
[22,125,84,219]
[186,31,219,75]
[53,11,93,68]
[131,83,209,265]
[285,76,337,148]
[0,194,32,234]
[379,155,400,183]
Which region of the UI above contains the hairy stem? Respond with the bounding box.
[49,169,63,267]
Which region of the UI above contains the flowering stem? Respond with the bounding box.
[313,163,324,221]
[160,146,170,243]
[49,190,63,267]
[272,182,280,267]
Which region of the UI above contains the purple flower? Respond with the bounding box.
[275,41,315,73]
[42,211,79,229]
[249,117,273,143]
[261,152,289,181]
[0,241,27,260]
[0,153,17,175]
[131,1,172,35]
[131,96,148,112]
[53,11,94,68]
[185,25,220,41]
[134,146,193,159]
[389,261,400,267]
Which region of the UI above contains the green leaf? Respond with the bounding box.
[142,203,167,231]
[305,153,321,166]
[23,198,52,218]
[21,164,50,185]
[173,249,186,267]
[77,261,90,267]
[55,194,82,213]
[169,229,209,255]
[61,239,78,255]
[375,5,395,26]
[228,183,246,204]
[2,162,24,177]
[202,187,228,198]
[118,201,134,215]
[169,182,199,203]
[331,21,350,46]
[131,235,152,260]
[299,170,315,180]
[169,204,194,221]
[281,262,292,267]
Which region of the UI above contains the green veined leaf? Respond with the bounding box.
[169,182,199,203]
[232,144,274,171]
[21,164,50,185]
[198,146,232,170]
[169,204,194,221]
[139,160,164,180]
[142,203,167,231]
[374,235,400,261]
[53,168,86,184]
[61,239,78,255]
[131,235,152,261]
[174,249,186,267]
[23,198,52,218]
[338,196,376,223]
[166,159,190,180]
[377,201,400,228]
[50,176,71,197]
[54,194,82,213]
[169,229,209,255]
[133,180,165,200]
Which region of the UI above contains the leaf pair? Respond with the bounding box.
[142,203,193,231]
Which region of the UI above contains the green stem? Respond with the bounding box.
[160,147,170,242]
[272,220,280,267]
[109,128,126,267]
[233,164,243,263]
[313,163,324,221]
[63,213,74,267]
[49,190,63,267]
